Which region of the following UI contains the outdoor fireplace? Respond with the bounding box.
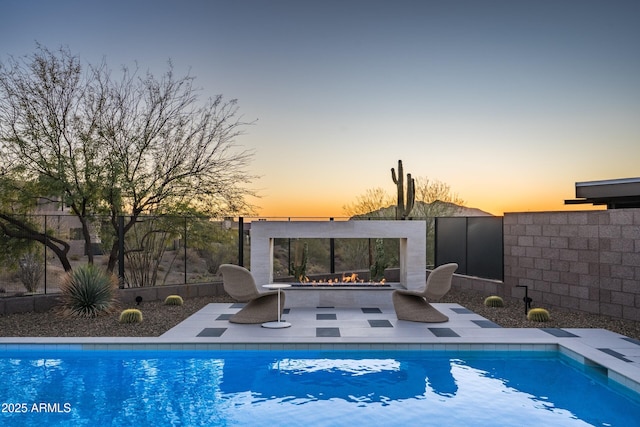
[250,221,426,291]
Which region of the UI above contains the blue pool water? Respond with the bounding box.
[1,349,639,427]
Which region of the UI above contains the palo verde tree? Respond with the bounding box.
[0,45,105,270]
[0,44,256,274]
[0,175,73,271]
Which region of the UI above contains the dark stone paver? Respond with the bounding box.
[540,328,579,338]
[197,328,227,337]
[472,320,501,328]
[317,313,337,320]
[316,327,340,337]
[368,320,393,328]
[429,328,460,338]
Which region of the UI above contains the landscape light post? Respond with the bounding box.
[516,285,532,315]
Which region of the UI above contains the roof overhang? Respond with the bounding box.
[564,177,640,209]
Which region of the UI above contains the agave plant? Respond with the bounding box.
[59,264,119,318]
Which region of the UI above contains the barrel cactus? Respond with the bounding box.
[484,296,504,307]
[527,308,550,322]
[164,295,184,306]
[119,309,143,324]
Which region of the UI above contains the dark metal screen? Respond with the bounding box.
[435,216,503,281]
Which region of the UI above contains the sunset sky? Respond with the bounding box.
[2,0,639,218]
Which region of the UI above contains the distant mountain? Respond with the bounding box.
[418,201,494,217]
[353,201,493,219]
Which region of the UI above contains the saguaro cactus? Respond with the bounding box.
[290,241,309,282]
[391,160,415,219]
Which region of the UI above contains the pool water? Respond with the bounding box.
[1,349,639,427]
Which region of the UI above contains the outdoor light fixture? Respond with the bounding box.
[135,296,143,306]
[516,285,532,315]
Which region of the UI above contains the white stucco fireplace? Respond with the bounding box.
[250,220,426,293]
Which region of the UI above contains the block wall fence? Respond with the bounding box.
[498,209,640,322]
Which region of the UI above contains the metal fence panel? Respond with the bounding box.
[467,216,503,281]
[434,217,467,273]
[435,216,503,281]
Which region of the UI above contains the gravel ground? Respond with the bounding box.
[440,290,640,341]
[1,289,639,340]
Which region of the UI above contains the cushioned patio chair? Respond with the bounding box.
[218,264,285,324]
[392,263,458,323]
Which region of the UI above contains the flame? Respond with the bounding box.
[295,272,387,286]
[341,273,359,283]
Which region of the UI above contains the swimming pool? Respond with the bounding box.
[1,349,639,426]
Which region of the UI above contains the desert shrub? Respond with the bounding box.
[18,251,44,294]
[164,295,184,306]
[484,296,504,307]
[59,264,118,318]
[201,243,236,275]
[125,217,176,287]
[527,308,550,322]
[119,309,143,323]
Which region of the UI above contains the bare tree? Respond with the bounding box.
[0,45,256,274]
[342,187,394,218]
[96,63,256,271]
[411,177,465,217]
[343,178,464,219]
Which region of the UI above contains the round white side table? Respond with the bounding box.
[261,284,291,328]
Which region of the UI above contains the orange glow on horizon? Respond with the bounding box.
[253,197,349,219]
[253,195,605,219]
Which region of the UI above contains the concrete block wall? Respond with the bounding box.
[503,209,640,321]
[450,273,502,296]
[0,282,226,316]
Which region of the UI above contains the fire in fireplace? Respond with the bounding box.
[289,272,390,287]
